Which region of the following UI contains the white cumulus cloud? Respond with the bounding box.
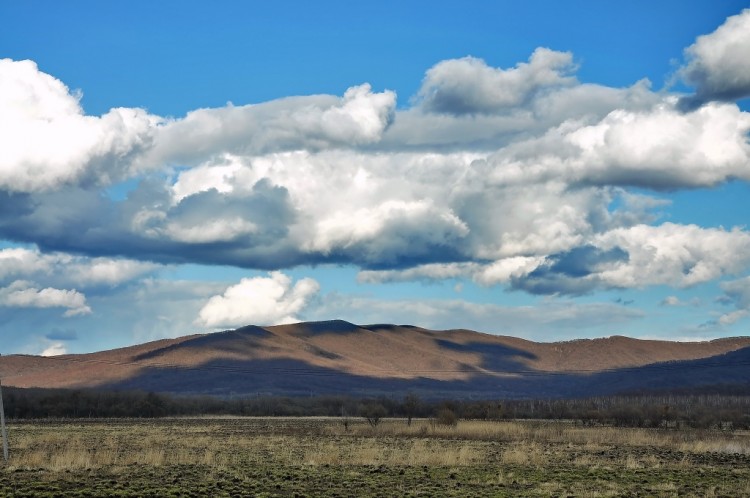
[595,224,750,288]
[40,342,67,356]
[197,272,320,329]
[717,309,748,326]
[484,100,750,189]
[144,83,395,168]
[418,48,576,114]
[661,296,682,307]
[0,281,91,317]
[564,101,750,188]
[0,59,159,192]
[680,9,750,105]
[714,276,750,327]
[0,247,159,287]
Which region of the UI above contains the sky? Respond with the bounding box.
[1,1,750,356]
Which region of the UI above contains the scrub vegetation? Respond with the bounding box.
[1,417,749,497]
[4,387,750,430]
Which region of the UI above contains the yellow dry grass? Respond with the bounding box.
[304,437,478,466]
[3,417,749,474]
[358,418,750,453]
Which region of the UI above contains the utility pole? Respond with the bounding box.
[0,355,7,461]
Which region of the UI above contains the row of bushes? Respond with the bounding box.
[2,387,749,429]
[454,394,750,429]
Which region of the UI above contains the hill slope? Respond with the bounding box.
[1,320,749,398]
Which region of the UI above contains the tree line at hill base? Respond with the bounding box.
[2,386,749,430]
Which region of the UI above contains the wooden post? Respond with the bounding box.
[0,356,7,461]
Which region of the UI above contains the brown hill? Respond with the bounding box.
[1,320,749,398]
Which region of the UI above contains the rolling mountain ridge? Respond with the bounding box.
[1,320,749,399]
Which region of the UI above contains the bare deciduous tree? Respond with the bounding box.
[360,401,387,428]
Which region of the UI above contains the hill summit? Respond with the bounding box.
[2,320,749,398]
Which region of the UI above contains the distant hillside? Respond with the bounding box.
[1,320,749,399]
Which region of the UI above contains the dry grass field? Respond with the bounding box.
[0,417,749,496]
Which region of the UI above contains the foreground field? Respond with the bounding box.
[0,417,749,497]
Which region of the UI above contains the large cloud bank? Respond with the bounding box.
[1,10,750,332]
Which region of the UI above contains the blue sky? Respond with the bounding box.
[1,1,750,355]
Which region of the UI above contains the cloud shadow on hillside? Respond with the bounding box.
[102,346,750,399]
